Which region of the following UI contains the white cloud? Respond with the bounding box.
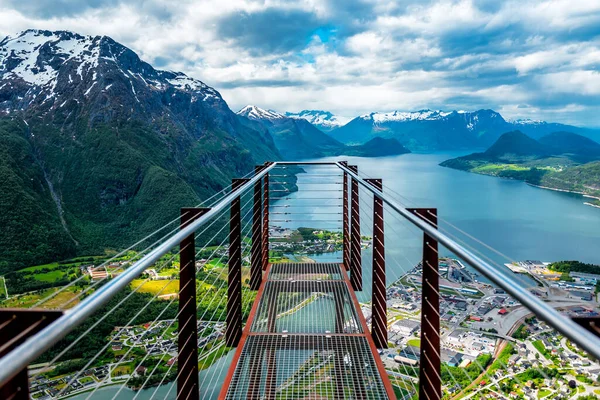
[1,0,600,126]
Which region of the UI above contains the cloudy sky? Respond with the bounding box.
[1,0,600,126]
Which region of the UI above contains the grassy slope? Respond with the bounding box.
[0,113,277,273]
[441,156,600,198]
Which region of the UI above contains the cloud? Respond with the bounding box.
[216,8,324,56]
[0,0,599,126]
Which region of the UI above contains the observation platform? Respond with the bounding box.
[221,262,394,399]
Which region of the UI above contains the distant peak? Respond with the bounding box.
[360,109,457,123]
[237,105,285,121]
[285,109,349,128]
[509,118,547,125]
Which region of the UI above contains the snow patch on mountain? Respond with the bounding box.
[361,109,457,123]
[509,118,547,125]
[285,110,350,128]
[237,105,285,121]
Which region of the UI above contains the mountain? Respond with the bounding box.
[483,131,551,159]
[538,131,600,162]
[510,119,600,142]
[440,131,600,199]
[328,109,600,151]
[237,105,409,159]
[330,109,511,150]
[284,110,349,132]
[342,137,410,157]
[238,105,345,159]
[0,29,282,271]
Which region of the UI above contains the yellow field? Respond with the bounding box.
[130,279,179,296]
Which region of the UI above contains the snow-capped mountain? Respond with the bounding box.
[0,29,281,270]
[237,105,285,121]
[331,109,512,150]
[0,29,223,120]
[331,108,599,150]
[360,109,459,123]
[285,110,350,132]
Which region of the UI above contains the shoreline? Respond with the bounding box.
[584,202,600,209]
[526,183,600,205]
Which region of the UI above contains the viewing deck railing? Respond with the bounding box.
[0,161,599,400]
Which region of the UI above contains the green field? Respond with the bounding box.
[0,277,6,298]
[0,286,82,309]
[407,338,421,347]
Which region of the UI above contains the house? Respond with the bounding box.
[455,301,468,311]
[498,308,508,315]
[447,353,463,367]
[391,319,420,336]
[446,330,463,346]
[135,366,147,376]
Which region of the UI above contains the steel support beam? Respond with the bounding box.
[349,165,362,291]
[250,166,264,290]
[340,161,350,270]
[226,179,249,347]
[178,207,209,400]
[0,309,63,400]
[409,208,441,400]
[366,179,387,349]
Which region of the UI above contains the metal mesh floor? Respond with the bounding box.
[222,263,392,399]
[223,335,391,399]
[250,281,362,334]
[268,263,344,281]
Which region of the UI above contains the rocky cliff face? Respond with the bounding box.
[0,30,281,271]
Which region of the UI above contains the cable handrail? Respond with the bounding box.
[0,162,276,388]
[335,161,600,361]
[1,159,599,392]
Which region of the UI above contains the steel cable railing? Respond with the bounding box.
[335,161,600,362]
[0,163,276,390]
[1,160,600,400]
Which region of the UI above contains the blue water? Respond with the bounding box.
[272,153,600,299]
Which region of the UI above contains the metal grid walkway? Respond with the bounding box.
[220,263,395,399]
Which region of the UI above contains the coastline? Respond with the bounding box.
[526,183,600,206]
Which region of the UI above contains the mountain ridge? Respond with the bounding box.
[328,108,600,150]
[0,29,282,271]
[237,105,410,159]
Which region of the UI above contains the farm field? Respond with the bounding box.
[130,279,180,296]
[0,286,82,309]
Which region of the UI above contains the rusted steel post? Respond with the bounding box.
[408,208,441,400]
[226,179,249,347]
[178,207,209,400]
[340,161,350,270]
[349,165,362,291]
[365,179,387,349]
[262,162,271,270]
[250,166,264,290]
[0,309,63,400]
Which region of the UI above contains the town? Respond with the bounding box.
[3,233,600,399]
[370,258,600,399]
